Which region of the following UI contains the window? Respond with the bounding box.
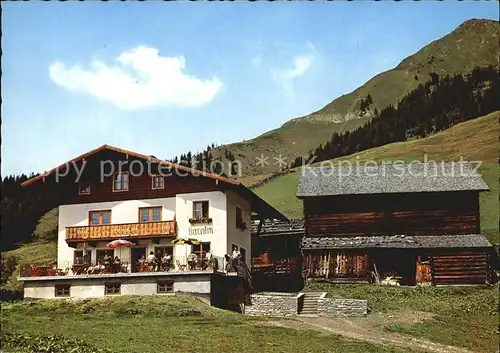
[55,284,71,297]
[96,249,114,263]
[191,242,211,256]
[232,244,247,263]
[74,250,84,264]
[139,207,162,223]
[157,280,174,294]
[240,247,247,263]
[89,210,111,225]
[236,207,244,229]
[193,201,209,220]
[154,246,173,258]
[113,172,129,192]
[78,182,91,195]
[152,175,164,190]
[105,282,121,295]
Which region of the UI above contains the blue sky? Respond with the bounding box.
[2,2,498,176]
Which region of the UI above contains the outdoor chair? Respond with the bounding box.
[176,260,186,271]
[138,262,148,272]
[72,264,87,275]
[100,266,113,274]
[29,264,40,277]
[160,261,171,272]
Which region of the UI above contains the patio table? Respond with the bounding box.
[72,264,89,275]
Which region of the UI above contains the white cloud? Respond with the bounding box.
[275,55,314,80]
[49,46,223,110]
[272,54,315,97]
[252,54,263,67]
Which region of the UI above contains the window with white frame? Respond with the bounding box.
[193,201,209,220]
[152,175,164,190]
[113,172,129,192]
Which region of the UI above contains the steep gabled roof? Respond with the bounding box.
[21,144,239,187]
[22,144,288,221]
[301,234,493,250]
[250,219,304,237]
[297,162,489,197]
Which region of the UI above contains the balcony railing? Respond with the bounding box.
[19,255,229,277]
[66,221,176,241]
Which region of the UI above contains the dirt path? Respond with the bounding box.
[254,313,474,353]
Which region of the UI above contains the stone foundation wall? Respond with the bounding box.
[245,294,300,317]
[317,298,368,318]
[21,273,212,299]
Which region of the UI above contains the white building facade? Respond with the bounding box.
[58,189,253,270]
[20,145,285,300]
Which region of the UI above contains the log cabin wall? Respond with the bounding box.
[430,251,490,285]
[303,251,369,279]
[42,151,220,205]
[303,191,480,237]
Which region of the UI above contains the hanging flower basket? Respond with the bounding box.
[189,217,213,225]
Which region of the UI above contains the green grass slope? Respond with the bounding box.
[1,241,57,293]
[308,284,499,353]
[254,111,499,244]
[1,208,59,293]
[1,296,414,353]
[221,19,499,177]
[303,19,499,123]
[217,117,370,182]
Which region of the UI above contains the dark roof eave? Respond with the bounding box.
[296,188,490,198]
[301,234,493,250]
[296,163,490,197]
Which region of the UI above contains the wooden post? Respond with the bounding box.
[256,218,264,236]
[323,253,327,277]
[430,255,435,285]
[373,262,380,285]
[326,252,331,278]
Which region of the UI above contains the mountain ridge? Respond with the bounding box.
[254,110,499,245]
[211,18,499,179]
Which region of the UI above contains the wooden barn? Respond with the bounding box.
[297,162,494,286]
[250,219,304,292]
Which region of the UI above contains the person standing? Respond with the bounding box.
[231,246,241,272]
[147,251,156,271]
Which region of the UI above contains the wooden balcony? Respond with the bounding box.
[66,221,176,242]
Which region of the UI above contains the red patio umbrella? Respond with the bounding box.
[107,239,135,248]
[107,239,135,258]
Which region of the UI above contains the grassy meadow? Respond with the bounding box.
[1,112,498,353]
[308,283,499,353]
[2,286,497,352]
[254,111,500,243]
[1,295,415,353]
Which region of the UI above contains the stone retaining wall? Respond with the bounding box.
[245,293,368,318]
[317,298,368,318]
[245,293,300,317]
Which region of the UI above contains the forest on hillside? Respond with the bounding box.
[291,66,500,167]
[1,65,499,252]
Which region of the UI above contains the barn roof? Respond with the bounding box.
[301,234,493,250]
[297,162,489,197]
[251,219,304,237]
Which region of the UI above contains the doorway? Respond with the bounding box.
[373,249,417,285]
[131,247,146,272]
